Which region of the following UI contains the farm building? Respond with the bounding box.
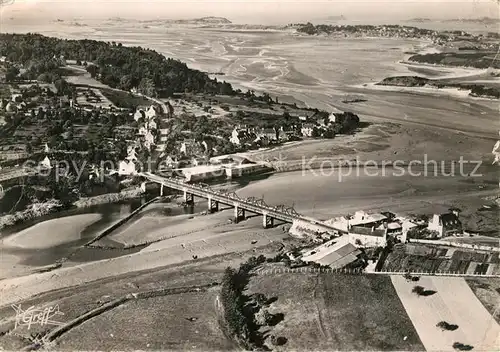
[428,209,462,237]
[301,236,363,269]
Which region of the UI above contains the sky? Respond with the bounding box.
[0,0,498,24]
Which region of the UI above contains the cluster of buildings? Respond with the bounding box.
[325,209,463,247]
[229,110,343,147]
[134,105,161,150]
[299,208,465,269]
[299,109,342,137]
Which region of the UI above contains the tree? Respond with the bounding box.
[138,77,156,97]
[412,285,436,297]
[54,79,68,95]
[119,75,133,91]
[86,64,98,78]
[253,293,268,307]
[311,126,321,138]
[437,321,459,331]
[5,66,20,82]
[255,309,273,326]
[270,335,287,346]
[452,342,473,351]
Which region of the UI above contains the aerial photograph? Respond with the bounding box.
[0,0,499,350]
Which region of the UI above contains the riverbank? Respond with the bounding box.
[0,187,144,232]
[2,213,103,249]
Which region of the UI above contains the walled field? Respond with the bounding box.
[245,272,424,351]
[55,290,233,351]
[391,275,500,352]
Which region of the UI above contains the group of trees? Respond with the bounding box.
[296,23,438,37]
[220,255,287,349]
[0,33,237,97]
[0,33,238,97]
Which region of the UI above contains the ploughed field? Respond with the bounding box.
[245,271,424,351]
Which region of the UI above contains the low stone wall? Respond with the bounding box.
[83,196,161,246]
[255,267,500,278]
[408,238,499,253]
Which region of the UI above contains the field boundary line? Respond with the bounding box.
[253,267,500,278]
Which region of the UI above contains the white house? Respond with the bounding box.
[144,131,155,150]
[147,120,157,130]
[44,143,50,153]
[134,109,145,122]
[39,156,52,169]
[427,210,462,238]
[5,102,14,113]
[146,105,157,119]
[328,112,338,123]
[301,123,315,137]
[11,94,22,102]
[138,126,147,136]
[230,127,247,145]
[118,160,137,175]
[348,228,387,248]
[180,139,198,155]
[126,146,138,162]
[159,128,170,142]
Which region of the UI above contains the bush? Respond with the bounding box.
[452,342,474,351]
[270,335,287,346]
[437,321,459,331]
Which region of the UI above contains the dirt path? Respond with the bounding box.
[391,275,500,352]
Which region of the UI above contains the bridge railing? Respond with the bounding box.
[143,173,343,230]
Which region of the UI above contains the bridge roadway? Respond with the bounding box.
[141,172,346,233]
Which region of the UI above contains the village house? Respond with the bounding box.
[179,139,201,156]
[257,127,279,141]
[230,126,255,146]
[126,146,138,162]
[159,128,170,143]
[145,105,158,119]
[301,123,315,137]
[5,102,14,113]
[39,156,52,170]
[147,119,158,130]
[144,131,155,150]
[427,208,463,238]
[348,227,388,247]
[301,236,363,269]
[118,159,137,176]
[326,211,388,233]
[134,109,145,122]
[138,126,147,136]
[191,156,207,166]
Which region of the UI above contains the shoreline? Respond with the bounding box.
[0,187,145,232]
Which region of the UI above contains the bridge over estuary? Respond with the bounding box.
[141,172,346,233]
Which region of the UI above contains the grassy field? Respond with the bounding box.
[467,278,500,324]
[56,290,234,351]
[245,272,424,351]
[100,88,152,109]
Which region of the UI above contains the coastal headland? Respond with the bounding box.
[0,19,499,351]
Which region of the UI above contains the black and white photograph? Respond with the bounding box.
[0,0,499,351]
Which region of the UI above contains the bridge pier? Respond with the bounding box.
[160,183,164,197]
[183,190,194,205]
[263,213,274,228]
[234,205,245,223]
[208,197,219,213]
